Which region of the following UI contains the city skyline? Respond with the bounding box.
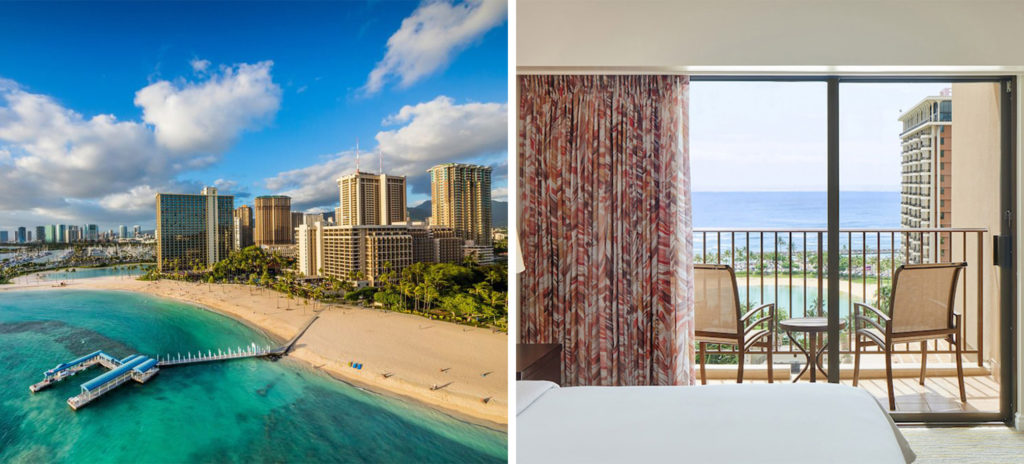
[0,1,508,232]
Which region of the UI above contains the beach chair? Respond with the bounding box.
[694,264,776,384]
[853,262,967,410]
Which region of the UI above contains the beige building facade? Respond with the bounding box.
[428,163,492,246]
[950,82,1005,381]
[299,225,412,285]
[296,223,464,285]
[233,204,254,250]
[254,195,292,246]
[337,171,407,226]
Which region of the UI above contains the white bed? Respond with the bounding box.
[517,381,915,463]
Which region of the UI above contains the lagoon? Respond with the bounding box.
[36,265,146,282]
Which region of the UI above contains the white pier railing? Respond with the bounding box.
[157,344,274,367]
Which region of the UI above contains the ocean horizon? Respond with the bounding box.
[693,191,901,253]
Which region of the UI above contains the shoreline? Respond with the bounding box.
[2,274,508,428]
[733,274,880,301]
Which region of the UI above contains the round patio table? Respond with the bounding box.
[779,317,847,383]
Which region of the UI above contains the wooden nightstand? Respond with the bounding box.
[516,343,562,384]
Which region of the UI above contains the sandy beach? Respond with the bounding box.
[3,274,508,427]
[735,274,881,301]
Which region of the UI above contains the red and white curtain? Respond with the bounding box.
[518,75,695,386]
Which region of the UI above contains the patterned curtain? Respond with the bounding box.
[518,75,695,387]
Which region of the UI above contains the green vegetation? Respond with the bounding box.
[372,261,508,329]
[493,237,508,254]
[698,247,904,281]
[142,246,508,331]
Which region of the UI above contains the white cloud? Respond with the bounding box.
[376,95,506,165]
[213,177,251,199]
[491,187,507,201]
[0,89,162,203]
[135,60,281,153]
[213,178,238,191]
[690,81,947,192]
[190,58,211,73]
[364,0,506,94]
[265,150,356,211]
[265,95,507,210]
[0,61,280,228]
[98,185,162,214]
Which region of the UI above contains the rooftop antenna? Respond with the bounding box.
[355,137,360,172]
[378,148,383,174]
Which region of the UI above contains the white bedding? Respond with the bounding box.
[517,381,915,463]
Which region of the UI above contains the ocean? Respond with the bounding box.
[693,191,901,253]
[0,290,507,463]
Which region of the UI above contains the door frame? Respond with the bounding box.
[689,75,1017,424]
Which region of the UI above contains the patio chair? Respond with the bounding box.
[694,264,775,384]
[852,262,967,410]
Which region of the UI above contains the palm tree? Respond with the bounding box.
[485,268,503,287]
[312,286,324,311]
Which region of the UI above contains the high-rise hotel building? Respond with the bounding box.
[898,92,953,263]
[233,204,254,250]
[295,168,459,284]
[428,163,492,245]
[254,195,292,246]
[336,171,407,226]
[156,186,234,272]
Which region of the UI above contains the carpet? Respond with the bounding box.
[900,426,1024,463]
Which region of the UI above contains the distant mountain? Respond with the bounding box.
[492,201,508,228]
[408,200,508,228]
[408,201,432,222]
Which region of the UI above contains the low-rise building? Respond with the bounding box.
[463,241,495,265]
[295,224,414,285]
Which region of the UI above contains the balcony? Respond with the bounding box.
[694,227,999,413]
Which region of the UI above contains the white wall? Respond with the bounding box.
[518,0,1024,69]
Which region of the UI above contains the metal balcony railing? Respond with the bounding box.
[694,228,987,366]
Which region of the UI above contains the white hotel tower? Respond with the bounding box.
[897,90,953,263]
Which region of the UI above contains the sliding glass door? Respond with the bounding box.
[690,80,827,385]
[692,76,1015,424]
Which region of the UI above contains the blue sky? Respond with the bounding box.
[0,1,508,231]
[691,81,950,191]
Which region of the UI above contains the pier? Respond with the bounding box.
[157,343,274,367]
[30,315,320,410]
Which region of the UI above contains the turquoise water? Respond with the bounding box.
[0,290,507,463]
[740,285,862,319]
[37,265,145,281]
